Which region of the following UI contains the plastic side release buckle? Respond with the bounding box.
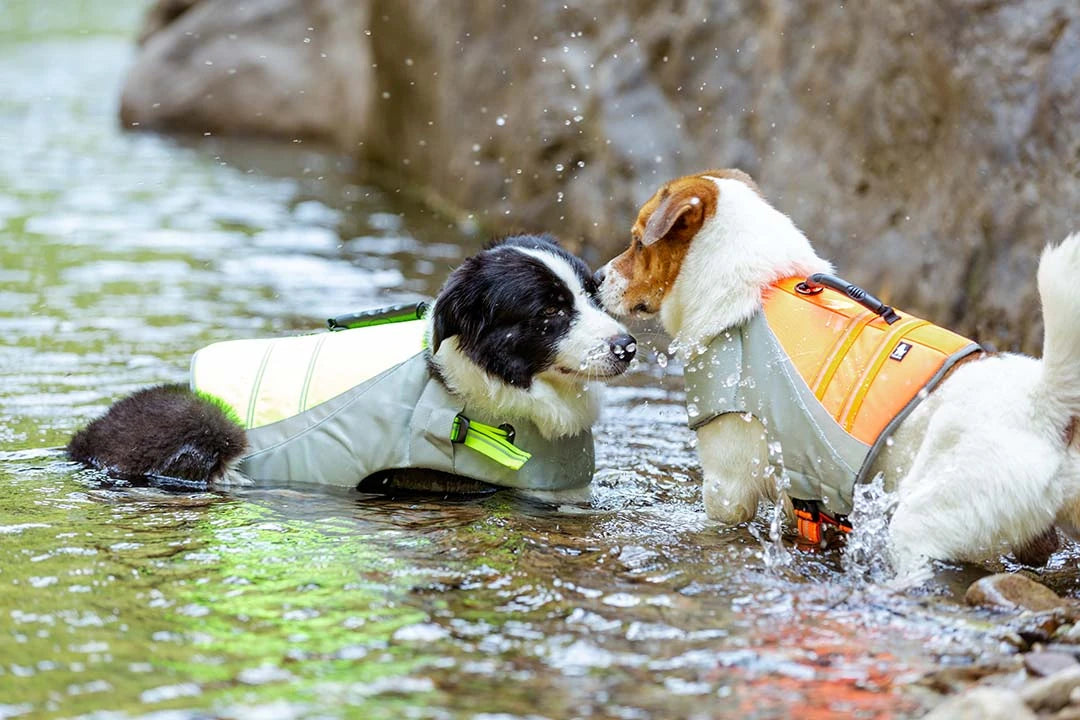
[793,499,852,547]
[449,414,531,471]
[450,414,470,444]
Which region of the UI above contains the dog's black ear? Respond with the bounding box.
[429,271,469,355]
[429,301,457,356]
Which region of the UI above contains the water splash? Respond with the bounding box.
[747,444,793,571]
[842,473,899,583]
[748,504,792,572]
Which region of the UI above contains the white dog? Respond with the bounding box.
[597,168,1080,577]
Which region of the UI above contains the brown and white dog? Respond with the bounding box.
[596,169,1080,578]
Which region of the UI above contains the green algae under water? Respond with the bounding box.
[3,3,1078,719]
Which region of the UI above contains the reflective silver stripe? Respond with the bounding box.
[685,313,869,515]
[855,342,982,483]
[298,332,329,414]
[245,343,275,429]
[685,313,981,515]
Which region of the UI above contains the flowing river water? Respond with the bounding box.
[2,4,1077,719]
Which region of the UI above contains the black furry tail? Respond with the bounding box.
[67,384,247,485]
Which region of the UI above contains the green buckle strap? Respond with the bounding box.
[450,414,531,470]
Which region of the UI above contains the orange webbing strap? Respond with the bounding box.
[793,501,852,547]
[795,506,824,545]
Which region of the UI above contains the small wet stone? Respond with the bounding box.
[1020,666,1080,712]
[1024,651,1078,678]
[918,660,1021,695]
[922,686,1035,720]
[1008,610,1080,647]
[965,573,1067,613]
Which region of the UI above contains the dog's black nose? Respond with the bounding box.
[593,264,607,286]
[608,333,637,362]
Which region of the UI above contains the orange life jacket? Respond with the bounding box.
[764,277,978,448]
[683,276,982,545]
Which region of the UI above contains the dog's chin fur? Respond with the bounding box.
[429,335,600,440]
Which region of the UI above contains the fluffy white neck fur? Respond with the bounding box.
[428,333,600,440]
[661,178,832,355]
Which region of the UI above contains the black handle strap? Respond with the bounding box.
[796,273,901,325]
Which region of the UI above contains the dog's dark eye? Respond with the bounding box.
[543,306,559,317]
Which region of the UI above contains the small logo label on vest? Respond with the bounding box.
[890,341,912,361]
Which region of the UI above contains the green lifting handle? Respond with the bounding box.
[328,301,430,331]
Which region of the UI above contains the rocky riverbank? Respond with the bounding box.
[923,573,1080,719]
[111,3,1080,715]
[119,0,1080,353]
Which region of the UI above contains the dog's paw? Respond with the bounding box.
[702,478,759,524]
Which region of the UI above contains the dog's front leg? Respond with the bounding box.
[1052,447,1080,541]
[697,413,773,524]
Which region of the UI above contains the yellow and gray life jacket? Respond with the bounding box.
[684,275,982,542]
[189,307,594,491]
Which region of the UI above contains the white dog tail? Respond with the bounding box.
[1037,232,1080,416]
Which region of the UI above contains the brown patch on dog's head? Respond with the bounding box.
[603,169,758,315]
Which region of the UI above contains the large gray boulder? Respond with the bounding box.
[121,0,372,148]
[121,0,1080,352]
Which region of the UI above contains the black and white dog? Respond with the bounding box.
[68,234,636,489]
